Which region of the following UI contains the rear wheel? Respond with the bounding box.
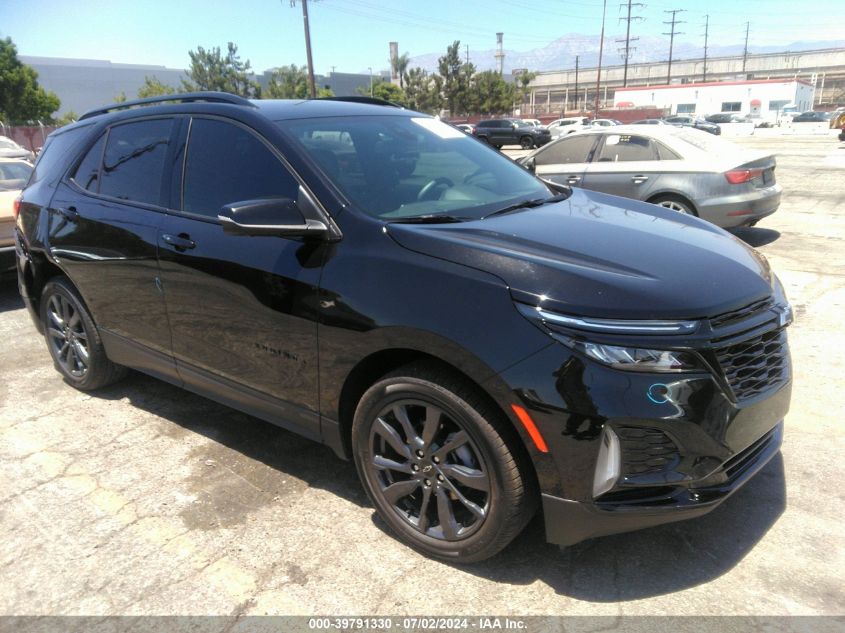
[352,362,536,562]
[651,195,696,216]
[40,277,127,391]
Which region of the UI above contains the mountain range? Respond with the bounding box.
[406,36,845,74]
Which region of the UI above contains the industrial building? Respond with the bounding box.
[614,78,815,122]
[524,47,845,116]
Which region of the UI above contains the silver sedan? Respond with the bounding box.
[518,125,781,228]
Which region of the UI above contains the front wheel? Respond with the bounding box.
[40,277,127,391]
[520,136,535,149]
[352,362,536,562]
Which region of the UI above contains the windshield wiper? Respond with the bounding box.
[387,214,467,224]
[484,193,570,218]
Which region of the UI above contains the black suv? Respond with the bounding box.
[473,118,551,149]
[663,115,722,135]
[15,93,792,562]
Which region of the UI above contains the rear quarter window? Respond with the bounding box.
[29,124,94,186]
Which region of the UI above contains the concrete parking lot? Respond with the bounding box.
[1,135,843,617]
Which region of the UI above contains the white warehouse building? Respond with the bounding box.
[613,78,815,122]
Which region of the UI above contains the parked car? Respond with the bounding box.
[16,93,792,562]
[520,118,544,128]
[546,117,591,138]
[705,113,747,124]
[791,111,833,123]
[454,123,475,135]
[518,125,781,228]
[630,118,667,125]
[0,136,35,162]
[0,158,33,272]
[663,115,721,135]
[591,118,622,127]
[473,118,551,148]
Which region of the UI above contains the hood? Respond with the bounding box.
[387,189,773,320]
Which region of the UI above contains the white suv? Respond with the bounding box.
[546,117,591,138]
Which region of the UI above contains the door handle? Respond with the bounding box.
[631,175,649,184]
[53,206,79,222]
[566,176,582,184]
[161,233,196,251]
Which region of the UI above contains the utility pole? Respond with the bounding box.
[616,0,643,88]
[594,0,607,118]
[465,44,469,65]
[289,0,317,98]
[742,22,750,74]
[574,55,579,113]
[702,15,709,83]
[662,9,686,85]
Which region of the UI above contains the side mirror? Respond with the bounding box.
[522,156,536,173]
[512,122,519,129]
[217,198,328,238]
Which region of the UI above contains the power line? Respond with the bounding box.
[616,0,644,87]
[662,9,686,85]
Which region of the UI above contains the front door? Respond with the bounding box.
[156,116,323,437]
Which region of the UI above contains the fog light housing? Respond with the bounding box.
[593,426,621,498]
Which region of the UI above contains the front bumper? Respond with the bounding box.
[542,421,783,546]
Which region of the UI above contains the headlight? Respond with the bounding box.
[515,303,705,372]
[567,339,701,372]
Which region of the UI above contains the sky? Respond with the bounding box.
[2,0,843,75]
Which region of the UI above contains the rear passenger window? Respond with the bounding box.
[596,134,658,162]
[72,134,106,192]
[100,119,174,206]
[182,118,300,218]
[30,124,92,185]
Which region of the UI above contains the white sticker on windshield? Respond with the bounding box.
[411,117,465,139]
[605,135,621,146]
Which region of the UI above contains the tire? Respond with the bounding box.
[352,361,537,563]
[520,136,534,149]
[650,195,697,216]
[40,277,127,391]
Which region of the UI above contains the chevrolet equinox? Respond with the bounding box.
[14,93,792,562]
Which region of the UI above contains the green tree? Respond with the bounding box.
[182,42,260,97]
[437,41,463,116]
[264,65,332,99]
[0,37,60,124]
[55,110,78,126]
[514,70,537,110]
[390,52,410,89]
[137,76,175,98]
[358,79,408,107]
[471,71,515,115]
[404,68,442,114]
[113,92,127,103]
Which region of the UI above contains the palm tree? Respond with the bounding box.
[390,52,411,89]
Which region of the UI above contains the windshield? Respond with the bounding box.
[279,115,550,220]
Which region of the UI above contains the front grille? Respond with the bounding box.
[715,328,788,401]
[617,426,680,476]
[711,297,774,329]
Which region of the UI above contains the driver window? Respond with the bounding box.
[535,135,597,166]
[183,118,300,218]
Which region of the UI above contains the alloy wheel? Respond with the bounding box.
[366,399,491,541]
[46,294,89,378]
[657,199,691,214]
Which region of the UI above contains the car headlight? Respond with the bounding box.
[516,303,705,372]
[566,339,701,372]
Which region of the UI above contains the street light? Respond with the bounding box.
[368,67,373,96]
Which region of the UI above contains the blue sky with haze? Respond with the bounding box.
[2,0,842,74]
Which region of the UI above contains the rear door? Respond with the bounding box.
[579,132,664,200]
[532,133,600,187]
[156,116,324,438]
[45,117,179,376]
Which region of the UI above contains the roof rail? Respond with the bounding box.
[315,96,403,108]
[79,91,256,121]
